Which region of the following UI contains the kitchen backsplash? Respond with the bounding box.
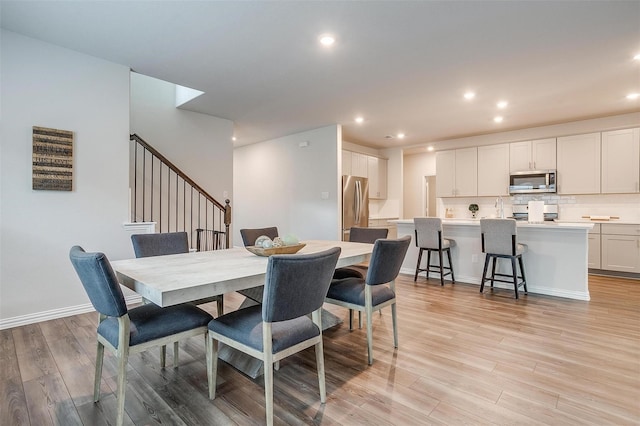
[437,193,640,222]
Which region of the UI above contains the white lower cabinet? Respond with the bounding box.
[600,224,640,273]
[588,224,601,269]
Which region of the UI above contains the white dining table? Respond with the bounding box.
[111,240,373,378]
[111,239,373,307]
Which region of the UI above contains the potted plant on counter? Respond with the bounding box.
[468,203,479,218]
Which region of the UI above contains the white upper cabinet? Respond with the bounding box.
[350,152,368,177]
[557,133,601,194]
[509,138,556,172]
[601,128,640,194]
[368,156,388,199]
[436,148,477,197]
[342,150,352,176]
[477,144,509,196]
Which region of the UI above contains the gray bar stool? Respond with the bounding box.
[413,218,456,286]
[479,218,528,299]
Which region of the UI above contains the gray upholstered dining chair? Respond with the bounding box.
[240,226,279,247]
[480,218,528,299]
[131,231,224,367]
[206,247,341,426]
[413,217,456,286]
[333,226,389,280]
[325,235,411,365]
[69,246,212,426]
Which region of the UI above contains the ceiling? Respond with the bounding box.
[2,1,639,149]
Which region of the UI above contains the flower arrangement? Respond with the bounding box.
[468,203,479,218]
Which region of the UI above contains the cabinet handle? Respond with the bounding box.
[529,161,532,169]
[533,161,536,169]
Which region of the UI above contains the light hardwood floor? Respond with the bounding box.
[1,274,638,425]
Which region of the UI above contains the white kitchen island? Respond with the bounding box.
[393,219,594,300]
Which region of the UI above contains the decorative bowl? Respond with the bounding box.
[245,243,306,257]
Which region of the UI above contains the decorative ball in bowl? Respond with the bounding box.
[245,234,305,257]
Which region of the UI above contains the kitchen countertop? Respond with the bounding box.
[392,218,594,229]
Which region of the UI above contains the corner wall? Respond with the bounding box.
[1,30,131,326]
[233,125,341,245]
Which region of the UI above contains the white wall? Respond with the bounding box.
[1,30,131,327]
[403,151,436,219]
[234,125,341,245]
[130,73,234,203]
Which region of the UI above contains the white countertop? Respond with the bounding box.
[392,218,594,229]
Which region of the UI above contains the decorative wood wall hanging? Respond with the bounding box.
[32,126,73,191]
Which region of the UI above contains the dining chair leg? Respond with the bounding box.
[358,311,362,329]
[263,323,274,426]
[426,250,432,280]
[207,336,218,399]
[365,286,374,365]
[391,301,398,348]
[348,309,353,330]
[94,341,104,402]
[312,310,326,403]
[115,350,129,426]
[173,341,179,367]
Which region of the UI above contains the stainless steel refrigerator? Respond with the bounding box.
[342,175,369,241]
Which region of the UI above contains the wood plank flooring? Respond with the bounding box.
[1,274,638,425]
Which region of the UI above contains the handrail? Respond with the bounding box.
[130,134,231,249]
[130,134,225,211]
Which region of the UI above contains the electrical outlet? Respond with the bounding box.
[472,254,479,263]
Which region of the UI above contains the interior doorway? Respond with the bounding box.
[423,175,437,217]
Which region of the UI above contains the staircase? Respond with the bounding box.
[129,134,230,250]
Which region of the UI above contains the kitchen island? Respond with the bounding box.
[392,219,594,300]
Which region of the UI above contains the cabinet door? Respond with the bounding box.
[351,152,368,177]
[342,150,352,176]
[601,234,640,273]
[368,156,381,199]
[557,133,601,194]
[436,150,456,197]
[588,233,601,269]
[601,128,640,194]
[455,147,478,197]
[532,138,556,170]
[509,141,532,172]
[378,158,388,199]
[478,144,509,196]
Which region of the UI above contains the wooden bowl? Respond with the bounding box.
[245,243,306,257]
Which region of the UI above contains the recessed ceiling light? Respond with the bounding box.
[464,91,476,100]
[633,54,640,61]
[494,116,504,123]
[427,146,434,152]
[397,133,405,139]
[626,93,640,100]
[497,101,508,109]
[319,34,335,47]
[232,136,237,141]
[355,116,364,124]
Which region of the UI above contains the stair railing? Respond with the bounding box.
[130,134,230,250]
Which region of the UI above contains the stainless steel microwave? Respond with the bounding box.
[509,170,556,194]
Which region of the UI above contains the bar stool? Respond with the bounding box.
[413,218,455,286]
[479,218,528,299]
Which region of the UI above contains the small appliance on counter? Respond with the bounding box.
[512,204,558,221]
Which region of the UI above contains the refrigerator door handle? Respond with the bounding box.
[355,180,360,223]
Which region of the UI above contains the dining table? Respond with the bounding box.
[111,239,374,378]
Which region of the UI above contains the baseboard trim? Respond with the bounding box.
[0,295,143,330]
